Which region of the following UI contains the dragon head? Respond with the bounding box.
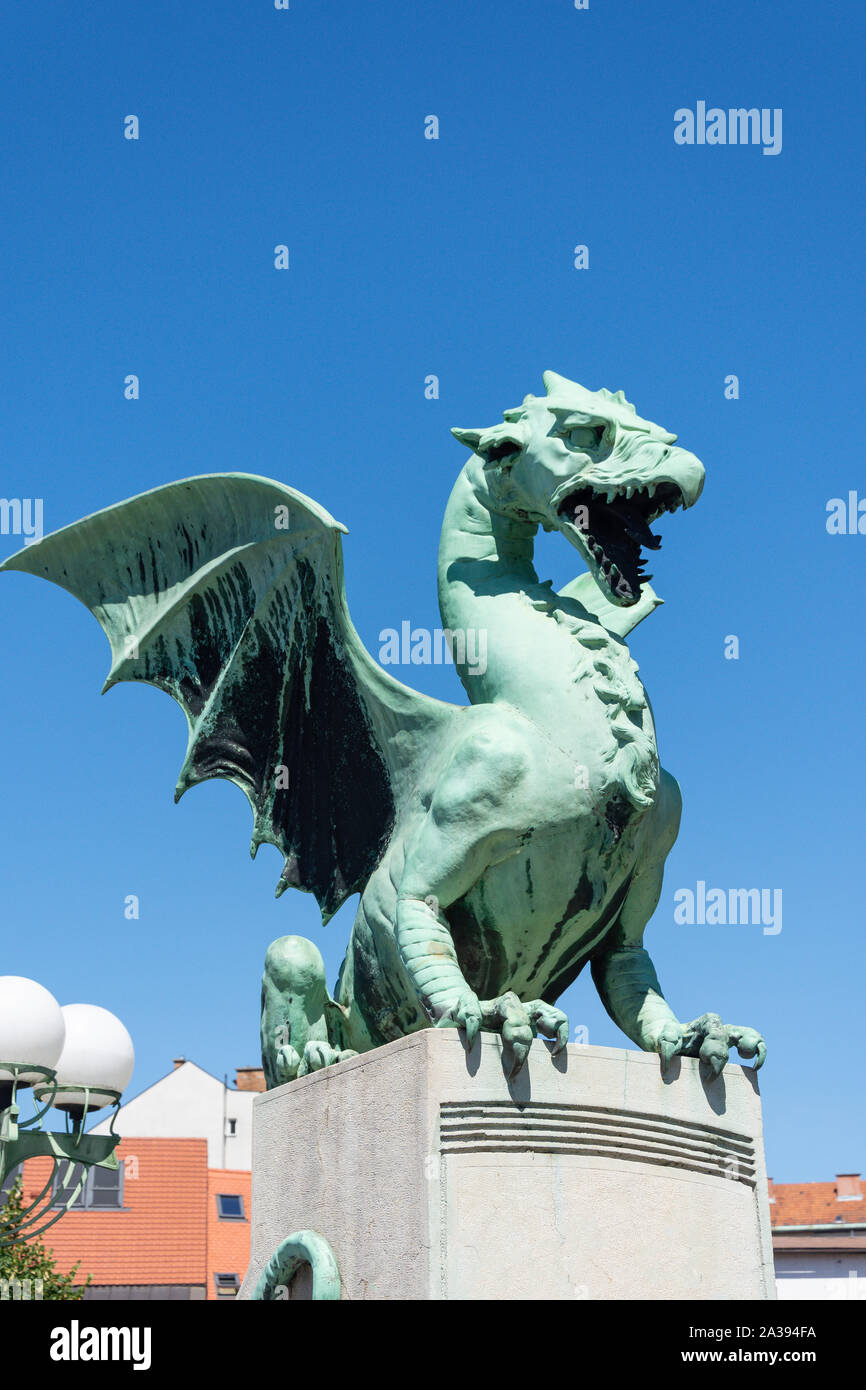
[452,371,705,606]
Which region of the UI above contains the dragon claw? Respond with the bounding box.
[678,1013,767,1076]
[482,992,533,1077]
[274,1043,301,1083]
[727,1026,767,1071]
[434,991,483,1052]
[298,1041,358,1076]
[525,999,570,1056]
[654,1022,683,1074]
[699,1033,729,1078]
[477,993,570,1077]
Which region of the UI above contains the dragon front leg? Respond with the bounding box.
[591,865,767,1077]
[395,726,569,1077]
[395,891,484,1046]
[396,897,570,1077]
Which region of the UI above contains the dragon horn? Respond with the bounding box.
[450,427,484,449]
[543,370,579,395]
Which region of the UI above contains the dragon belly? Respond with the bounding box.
[451,810,647,1006]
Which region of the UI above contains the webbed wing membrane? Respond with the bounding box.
[1,473,460,921]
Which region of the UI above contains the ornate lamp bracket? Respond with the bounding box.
[0,1065,122,1247]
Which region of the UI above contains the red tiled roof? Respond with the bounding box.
[20,1138,209,1287]
[206,1169,252,1299]
[768,1175,866,1228]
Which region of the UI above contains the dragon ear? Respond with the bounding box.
[451,427,484,450]
[543,370,579,396]
[452,425,525,467]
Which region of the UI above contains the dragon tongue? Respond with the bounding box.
[606,496,662,550]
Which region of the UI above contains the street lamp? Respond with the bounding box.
[0,976,134,1245]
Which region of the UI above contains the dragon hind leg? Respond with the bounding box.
[260,936,357,1089]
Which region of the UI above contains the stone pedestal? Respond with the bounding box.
[239,1030,775,1300]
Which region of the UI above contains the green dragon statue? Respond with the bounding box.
[2,372,766,1084]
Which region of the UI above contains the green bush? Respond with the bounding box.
[0,1175,91,1300]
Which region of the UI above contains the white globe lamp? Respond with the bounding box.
[0,976,66,1084]
[47,1004,135,1112]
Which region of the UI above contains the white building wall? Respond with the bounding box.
[775,1250,866,1300]
[90,1061,255,1168]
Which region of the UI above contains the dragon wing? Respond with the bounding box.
[1,473,461,921]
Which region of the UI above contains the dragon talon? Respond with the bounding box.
[462,1014,480,1051]
[677,1015,767,1078]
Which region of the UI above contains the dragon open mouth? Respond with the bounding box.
[558,481,686,604]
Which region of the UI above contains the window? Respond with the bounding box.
[225,1118,237,1137]
[52,1162,124,1210]
[215,1193,245,1220]
[213,1272,240,1297]
[1,1167,22,1203]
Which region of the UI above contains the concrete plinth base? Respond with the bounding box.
[239,1030,775,1300]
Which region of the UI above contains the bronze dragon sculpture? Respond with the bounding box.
[1,373,766,1082]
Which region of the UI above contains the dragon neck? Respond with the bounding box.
[437,456,620,714]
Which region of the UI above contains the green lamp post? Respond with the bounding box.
[0,977,134,1245]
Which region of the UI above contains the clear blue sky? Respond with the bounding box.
[1,1,863,1182]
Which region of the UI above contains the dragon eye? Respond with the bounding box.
[567,424,606,451]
